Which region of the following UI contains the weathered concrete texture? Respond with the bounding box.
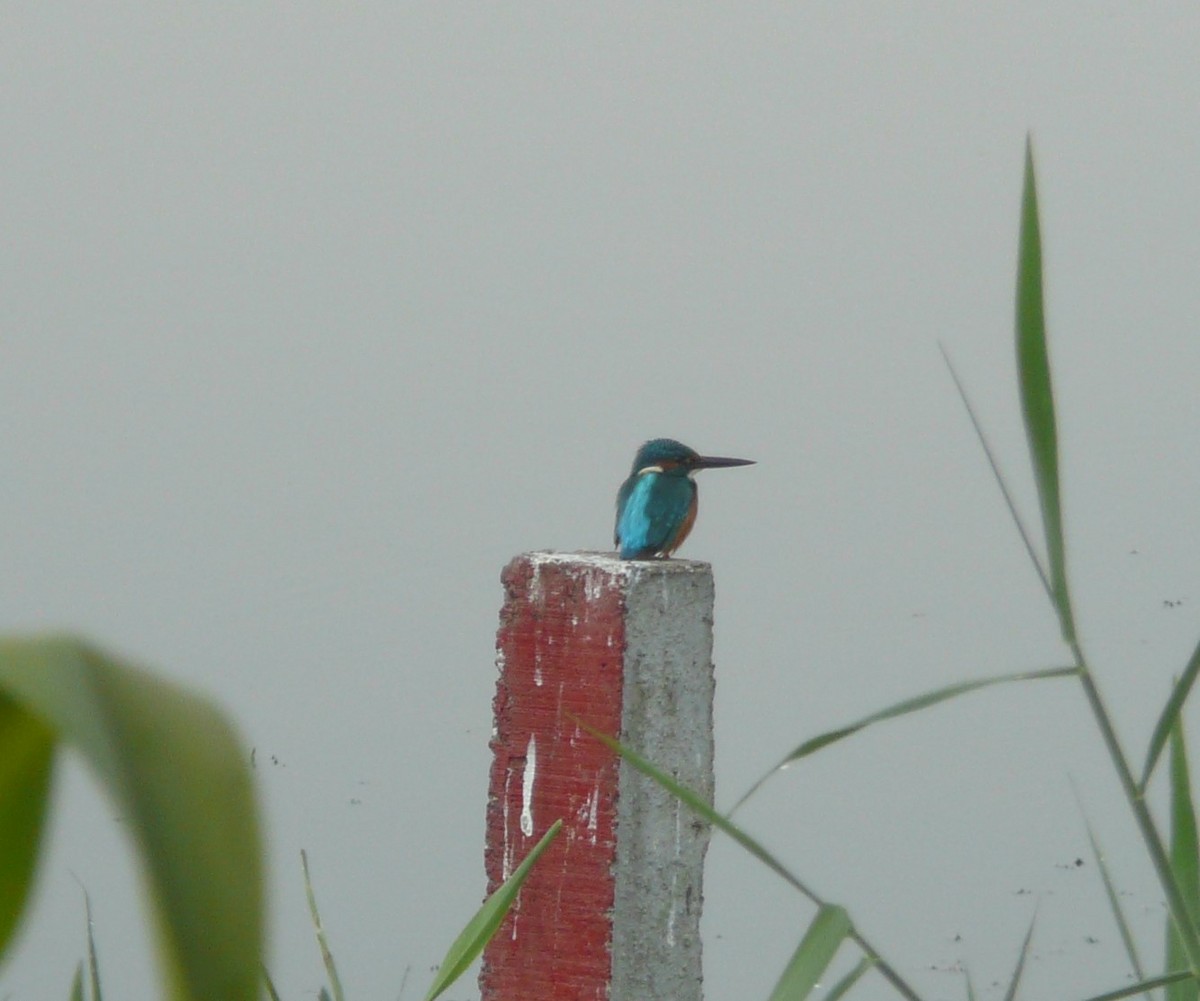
[480,551,714,1001]
[611,559,714,1001]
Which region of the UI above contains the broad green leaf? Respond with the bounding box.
[0,694,54,957]
[1167,720,1200,1001]
[0,636,262,1001]
[301,850,345,1001]
[1143,639,1200,791]
[1016,137,1075,644]
[733,666,1078,812]
[1002,913,1035,1001]
[575,720,924,1001]
[424,818,563,1001]
[766,905,851,1001]
[825,957,875,1000]
[1083,972,1196,1001]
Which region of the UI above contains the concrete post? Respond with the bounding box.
[480,551,716,1001]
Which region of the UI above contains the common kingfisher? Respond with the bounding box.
[614,438,755,560]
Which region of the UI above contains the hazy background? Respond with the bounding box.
[3,6,1200,999]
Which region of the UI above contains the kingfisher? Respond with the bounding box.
[614,438,755,560]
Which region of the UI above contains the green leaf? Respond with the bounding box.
[574,719,925,1001]
[0,693,55,957]
[940,345,1053,603]
[1016,136,1075,644]
[1078,812,1147,991]
[1082,972,1196,1001]
[424,818,563,1001]
[261,965,283,1001]
[69,961,85,1001]
[83,890,104,1001]
[579,721,821,900]
[732,665,1078,812]
[301,850,345,1001]
[1002,912,1036,1001]
[1143,638,1200,791]
[0,636,263,1001]
[824,957,875,1001]
[1167,720,1200,1001]
[766,905,851,1001]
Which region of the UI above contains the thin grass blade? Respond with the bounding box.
[766,905,851,1001]
[69,962,84,1001]
[1015,137,1076,644]
[576,719,925,1001]
[1166,720,1200,1001]
[301,850,346,1001]
[0,694,55,959]
[1002,912,1036,1001]
[940,344,1052,601]
[261,965,283,1001]
[577,719,820,899]
[0,636,262,1001]
[1079,814,1148,991]
[1083,973,1196,1001]
[965,969,977,1001]
[423,818,563,1001]
[83,891,103,1001]
[824,957,875,1001]
[733,665,1078,812]
[1143,639,1200,792]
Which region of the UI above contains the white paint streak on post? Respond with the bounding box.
[519,734,537,837]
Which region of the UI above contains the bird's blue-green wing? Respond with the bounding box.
[615,475,636,548]
[616,473,693,558]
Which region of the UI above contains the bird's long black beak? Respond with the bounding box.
[695,455,755,470]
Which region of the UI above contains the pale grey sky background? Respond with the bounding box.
[3,6,1200,1000]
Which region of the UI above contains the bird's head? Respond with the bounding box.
[630,438,755,477]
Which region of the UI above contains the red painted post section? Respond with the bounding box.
[481,552,628,1001]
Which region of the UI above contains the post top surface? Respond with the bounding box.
[520,550,712,576]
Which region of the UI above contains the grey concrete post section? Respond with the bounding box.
[612,558,715,1001]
